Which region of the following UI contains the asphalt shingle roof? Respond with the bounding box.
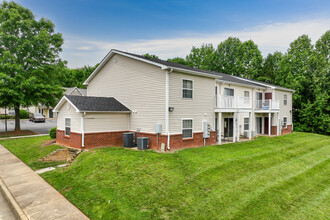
[65,95,130,112]
[114,49,288,89]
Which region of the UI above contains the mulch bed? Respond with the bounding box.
[0,130,37,138]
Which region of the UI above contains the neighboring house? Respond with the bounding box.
[54,49,294,150]
[0,87,87,118]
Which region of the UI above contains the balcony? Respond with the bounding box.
[216,95,252,109]
[255,100,279,110]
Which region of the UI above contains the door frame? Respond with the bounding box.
[224,117,234,137]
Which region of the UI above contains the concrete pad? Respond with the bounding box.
[8,180,50,198]
[24,197,85,220]
[35,167,56,174]
[0,163,32,179]
[15,187,62,209]
[4,173,42,188]
[0,157,21,167]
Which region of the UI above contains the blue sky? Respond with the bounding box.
[12,0,330,67]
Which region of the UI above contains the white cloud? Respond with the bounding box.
[61,18,330,68]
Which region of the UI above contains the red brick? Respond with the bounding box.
[56,129,217,150]
[281,124,292,135]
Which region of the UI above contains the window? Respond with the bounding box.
[284,94,287,105]
[224,88,234,96]
[283,117,287,128]
[182,119,193,138]
[244,91,250,104]
[65,118,71,136]
[182,79,193,99]
[244,118,249,130]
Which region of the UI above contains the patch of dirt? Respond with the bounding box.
[0,130,37,137]
[41,140,56,147]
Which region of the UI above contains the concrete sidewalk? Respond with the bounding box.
[0,144,89,220]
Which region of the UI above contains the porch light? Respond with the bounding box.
[169,107,174,112]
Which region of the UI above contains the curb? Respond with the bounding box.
[0,177,29,220]
[0,134,48,140]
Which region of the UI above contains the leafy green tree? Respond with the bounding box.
[167,57,187,65]
[260,51,283,84]
[213,37,242,74]
[185,44,215,70]
[236,40,263,79]
[0,1,64,130]
[143,53,159,59]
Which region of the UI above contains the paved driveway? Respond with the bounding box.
[0,119,57,134]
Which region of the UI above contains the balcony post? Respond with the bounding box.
[249,112,252,140]
[237,112,240,142]
[233,112,236,143]
[218,112,222,144]
[268,112,271,136]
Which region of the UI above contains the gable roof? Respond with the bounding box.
[83,49,294,92]
[53,95,131,113]
[63,87,87,96]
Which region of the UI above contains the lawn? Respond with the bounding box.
[2,132,330,219]
[0,136,65,170]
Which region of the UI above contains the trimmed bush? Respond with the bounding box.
[19,110,29,119]
[0,115,10,119]
[49,127,57,139]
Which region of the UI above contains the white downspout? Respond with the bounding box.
[166,68,173,150]
[81,112,85,148]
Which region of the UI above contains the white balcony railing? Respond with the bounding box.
[255,99,279,110]
[216,95,252,109]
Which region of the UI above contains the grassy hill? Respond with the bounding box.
[2,132,329,219]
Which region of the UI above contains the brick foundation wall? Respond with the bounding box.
[56,129,217,150]
[56,130,82,149]
[281,125,292,135]
[271,126,277,135]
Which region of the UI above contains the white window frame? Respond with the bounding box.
[283,116,287,128]
[65,117,71,136]
[244,118,249,131]
[244,91,250,104]
[284,94,287,105]
[182,118,193,139]
[224,88,234,96]
[182,79,193,99]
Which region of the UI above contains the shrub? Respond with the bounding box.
[19,110,29,119]
[49,127,57,139]
[0,115,10,119]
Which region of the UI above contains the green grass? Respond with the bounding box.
[0,136,65,170]
[3,133,330,219]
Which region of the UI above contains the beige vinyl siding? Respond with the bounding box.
[169,71,215,134]
[87,54,166,133]
[70,89,83,96]
[275,90,293,125]
[57,102,81,133]
[83,113,129,133]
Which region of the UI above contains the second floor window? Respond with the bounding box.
[224,88,234,96]
[284,94,287,105]
[244,91,250,104]
[183,79,193,99]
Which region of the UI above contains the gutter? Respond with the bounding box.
[81,112,86,148]
[165,68,173,150]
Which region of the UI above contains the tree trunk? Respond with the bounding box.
[14,107,20,131]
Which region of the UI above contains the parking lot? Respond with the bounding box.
[0,119,57,134]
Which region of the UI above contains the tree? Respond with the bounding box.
[213,37,242,74]
[185,44,215,70]
[0,1,64,130]
[167,57,187,65]
[143,53,159,59]
[236,40,263,79]
[260,52,283,84]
